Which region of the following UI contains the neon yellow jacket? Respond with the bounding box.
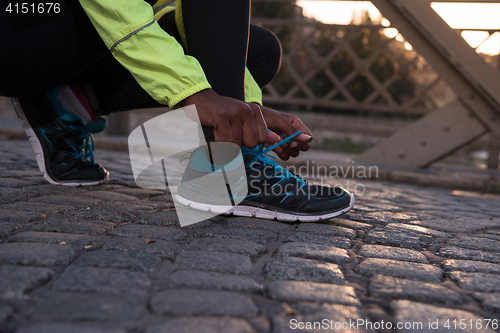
[79,0,263,108]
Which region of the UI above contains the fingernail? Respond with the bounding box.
[267,131,280,144]
[290,142,299,148]
[297,134,312,141]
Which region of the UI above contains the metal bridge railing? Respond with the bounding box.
[253,15,499,116]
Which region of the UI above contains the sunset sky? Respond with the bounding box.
[296,1,500,56]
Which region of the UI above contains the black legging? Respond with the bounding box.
[0,1,281,115]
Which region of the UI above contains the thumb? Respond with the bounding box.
[275,117,311,142]
[266,131,281,145]
[295,133,312,142]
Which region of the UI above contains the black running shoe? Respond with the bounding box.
[12,88,109,186]
[176,132,354,222]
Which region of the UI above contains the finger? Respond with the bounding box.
[273,146,291,161]
[274,116,313,147]
[295,133,313,142]
[291,117,313,138]
[296,142,311,152]
[251,104,269,145]
[214,118,233,144]
[230,110,243,147]
[274,115,300,138]
[241,106,259,148]
[281,143,300,158]
[266,131,281,145]
[289,141,310,151]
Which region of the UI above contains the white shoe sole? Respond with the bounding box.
[175,193,355,222]
[12,98,109,187]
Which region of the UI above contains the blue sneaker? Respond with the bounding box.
[12,88,109,186]
[176,133,354,222]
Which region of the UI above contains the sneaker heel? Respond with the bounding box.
[35,154,45,173]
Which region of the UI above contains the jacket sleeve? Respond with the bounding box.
[79,0,211,108]
[245,67,263,105]
[173,0,263,106]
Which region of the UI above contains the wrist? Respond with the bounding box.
[178,88,214,107]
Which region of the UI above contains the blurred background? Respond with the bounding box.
[252,0,500,171]
[1,0,499,184]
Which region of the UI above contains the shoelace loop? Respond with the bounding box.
[77,118,107,165]
[79,126,96,165]
[246,131,306,189]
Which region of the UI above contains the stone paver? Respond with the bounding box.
[365,228,435,250]
[362,212,416,225]
[474,293,500,314]
[330,218,374,230]
[283,232,351,248]
[169,270,263,294]
[369,275,462,303]
[146,317,257,333]
[448,271,500,292]
[102,237,178,258]
[391,300,496,333]
[2,137,500,331]
[0,178,33,187]
[85,190,139,202]
[440,246,500,264]
[272,304,369,333]
[77,250,161,272]
[275,242,351,263]
[267,281,361,306]
[358,244,429,263]
[174,251,252,274]
[442,259,500,274]
[110,187,165,198]
[410,217,500,233]
[16,324,127,333]
[65,207,127,223]
[1,202,74,214]
[188,237,266,258]
[0,208,46,223]
[448,236,500,253]
[0,242,76,266]
[0,222,21,237]
[9,231,100,246]
[28,195,101,207]
[355,258,443,282]
[385,222,451,238]
[197,226,278,245]
[110,224,187,241]
[136,210,180,226]
[30,218,115,235]
[150,289,259,317]
[54,266,151,295]
[28,292,143,321]
[476,233,500,241]
[224,216,290,232]
[264,257,345,284]
[0,304,13,322]
[0,266,53,299]
[296,223,357,239]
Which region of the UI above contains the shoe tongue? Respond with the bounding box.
[189,148,244,172]
[240,144,264,157]
[240,145,261,166]
[85,117,107,134]
[45,88,82,124]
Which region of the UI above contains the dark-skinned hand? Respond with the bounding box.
[179,89,268,148]
[179,89,313,160]
[257,104,313,160]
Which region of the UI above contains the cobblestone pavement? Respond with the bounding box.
[1,138,500,333]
